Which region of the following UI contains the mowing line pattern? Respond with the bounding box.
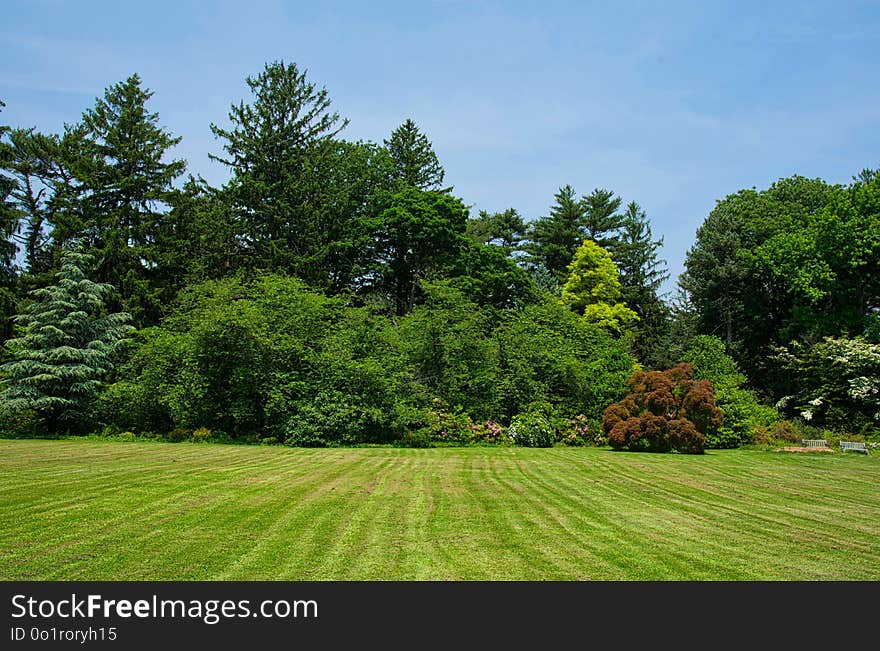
[1,440,878,580]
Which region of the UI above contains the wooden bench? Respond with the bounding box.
[839,441,869,454]
[801,439,828,449]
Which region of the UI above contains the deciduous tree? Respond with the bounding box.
[602,363,722,453]
[363,187,469,316]
[561,239,637,336]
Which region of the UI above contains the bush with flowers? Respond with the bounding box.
[559,414,592,446]
[508,411,555,448]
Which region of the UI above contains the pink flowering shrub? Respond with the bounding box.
[405,400,511,444]
[560,414,591,446]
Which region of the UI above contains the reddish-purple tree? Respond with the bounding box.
[601,363,722,454]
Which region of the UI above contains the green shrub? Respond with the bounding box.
[0,407,42,438]
[192,427,212,443]
[560,414,592,446]
[752,420,802,445]
[495,299,635,422]
[282,409,329,448]
[99,275,635,447]
[509,411,555,448]
[167,427,191,443]
[773,336,880,433]
[100,424,122,438]
[473,419,507,444]
[398,284,502,422]
[683,335,779,448]
[404,401,477,444]
[398,430,433,448]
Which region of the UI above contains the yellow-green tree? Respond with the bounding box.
[561,239,638,336]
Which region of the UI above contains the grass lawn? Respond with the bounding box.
[1,439,878,580]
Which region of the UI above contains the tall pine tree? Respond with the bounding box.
[3,127,67,278]
[53,74,185,325]
[614,201,670,366]
[527,185,585,283]
[384,118,447,191]
[466,208,526,254]
[0,101,18,344]
[210,60,349,282]
[581,187,624,252]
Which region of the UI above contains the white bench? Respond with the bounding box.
[801,439,828,449]
[839,441,869,454]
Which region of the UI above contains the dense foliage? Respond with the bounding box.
[560,239,638,336]
[97,275,634,445]
[773,336,880,435]
[601,364,723,454]
[682,335,778,448]
[0,251,133,433]
[1,61,877,449]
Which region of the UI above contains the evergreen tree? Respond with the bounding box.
[53,74,185,324]
[466,208,527,254]
[4,128,46,275]
[615,201,670,366]
[3,127,67,277]
[0,101,18,344]
[527,185,585,283]
[151,176,241,286]
[581,187,624,252]
[384,118,446,191]
[0,250,133,433]
[527,263,561,296]
[210,60,350,283]
[654,286,700,369]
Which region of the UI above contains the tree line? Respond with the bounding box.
[0,60,877,447]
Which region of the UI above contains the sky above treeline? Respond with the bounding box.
[2,0,878,295]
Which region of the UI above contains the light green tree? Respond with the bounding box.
[560,239,637,336]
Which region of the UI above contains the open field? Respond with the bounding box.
[1,439,878,580]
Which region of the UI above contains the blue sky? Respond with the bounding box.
[2,0,878,294]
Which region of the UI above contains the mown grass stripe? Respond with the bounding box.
[1,440,878,580]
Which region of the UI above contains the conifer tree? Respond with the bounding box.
[0,100,18,344]
[384,118,446,191]
[615,201,670,366]
[527,185,585,283]
[0,250,133,433]
[581,187,624,252]
[3,127,66,277]
[52,74,185,324]
[210,60,350,282]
